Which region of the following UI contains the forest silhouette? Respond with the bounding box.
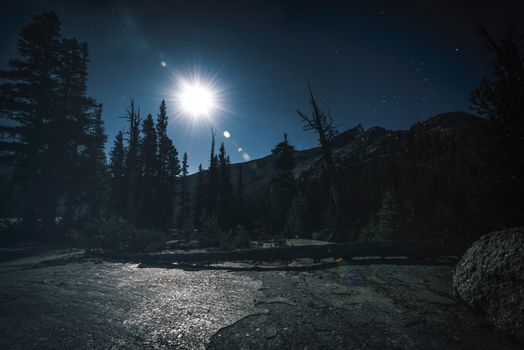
[1,13,523,253]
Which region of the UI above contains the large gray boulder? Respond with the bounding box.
[453,227,524,342]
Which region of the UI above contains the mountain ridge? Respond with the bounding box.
[189,111,482,195]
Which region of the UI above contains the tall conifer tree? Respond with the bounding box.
[269,133,296,233]
[206,130,219,216]
[85,104,108,218]
[155,100,179,231]
[0,12,98,232]
[124,99,141,224]
[193,164,206,228]
[178,152,189,228]
[218,143,233,229]
[139,113,158,227]
[109,131,127,219]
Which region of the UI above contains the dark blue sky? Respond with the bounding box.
[2,0,523,172]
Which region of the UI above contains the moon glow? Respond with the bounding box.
[179,82,216,117]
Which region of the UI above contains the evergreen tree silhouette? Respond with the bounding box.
[109,131,127,219]
[178,152,190,228]
[218,143,233,229]
[236,164,244,226]
[53,37,97,229]
[269,133,296,234]
[85,104,109,218]
[206,129,219,217]
[124,99,141,225]
[0,12,98,233]
[138,113,158,228]
[155,100,179,231]
[469,24,524,229]
[192,164,206,228]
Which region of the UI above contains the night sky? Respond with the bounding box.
[1,0,523,172]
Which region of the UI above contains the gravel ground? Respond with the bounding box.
[0,249,520,349]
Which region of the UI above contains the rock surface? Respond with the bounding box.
[209,265,517,350]
[0,248,520,349]
[453,227,524,342]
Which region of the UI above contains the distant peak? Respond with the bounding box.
[416,111,481,134]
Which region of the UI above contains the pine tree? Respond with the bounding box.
[109,131,127,219]
[166,144,180,228]
[236,164,244,226]
[50,37,92,228]
[85,104,108,218]
[0,12,97,233]
[138,113,158,228]
[178,152,190,228]
[155,100,179,231]
[156,100,171,178]
[237,164,243,204]
[124,99,141,224]
[469,25,524,229]
[206,129,219,216]
[269,133,296,234]
[192,164,206,228]
[0,12,63,232]
[218,143,233,229]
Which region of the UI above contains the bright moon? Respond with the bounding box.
[179,83,215,117]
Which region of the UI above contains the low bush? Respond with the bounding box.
[219,226,251,251]
[198,215,221,247]
[67,219,166,252]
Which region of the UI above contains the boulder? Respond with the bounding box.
[453,227,524,342]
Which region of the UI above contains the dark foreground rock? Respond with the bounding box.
[0,249,520,349]
[453,227,524,342]
[209,264,518,350]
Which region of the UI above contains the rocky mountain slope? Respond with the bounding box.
[190,111,482,195]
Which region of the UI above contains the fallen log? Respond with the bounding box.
[90,239,453,264]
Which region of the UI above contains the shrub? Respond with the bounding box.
[219,226,251,251]
[273,230,287,247]
[67,219,166,252]
[198,215,221,247]
[359,191,399,241]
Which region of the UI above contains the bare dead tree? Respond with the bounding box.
[297,83,342,232]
